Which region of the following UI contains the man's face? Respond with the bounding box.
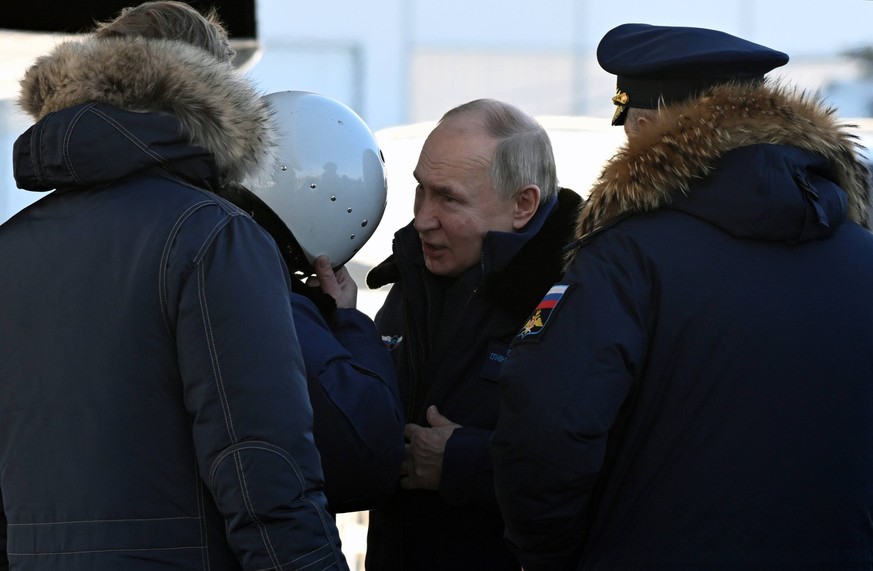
[412,119,518,276]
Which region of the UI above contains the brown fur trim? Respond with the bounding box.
[17,37,275,185]
[576,81,871,241]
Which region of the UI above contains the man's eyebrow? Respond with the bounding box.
[412,171,457,196]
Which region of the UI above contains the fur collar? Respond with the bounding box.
[576,82,871,240]
[17,36,275,184]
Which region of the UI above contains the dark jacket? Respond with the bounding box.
[291,294,404,514]
[365,188,582,570]
[0,35,348,570]
[492,82,873,570]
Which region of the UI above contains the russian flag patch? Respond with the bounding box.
[516,284,569,341]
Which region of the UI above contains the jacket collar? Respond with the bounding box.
[368,188,582,322]
[483,188,581,321]
[480,193,557,274]
[576,82,871,242]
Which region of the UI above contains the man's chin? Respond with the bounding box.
[424,256,464,277]
[423,256,447,276]
[423,257,441,274]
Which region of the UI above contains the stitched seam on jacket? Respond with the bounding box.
[264,549,333,571]
[252,545,333,571]
[197,261,237,443]
[233,451,281,568]
[27,119,43,182]
[196,474,210,570]
[87,104,170,164]
[209,442,304,489]
[295,550,332,570]
[192,214,235,265]
[300,499,340,569]
[61,103,97,186]
[209,443,339,569]
[158,200,217,337]
[251,546,333,571]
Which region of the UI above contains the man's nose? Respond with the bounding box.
[414,198,438,232]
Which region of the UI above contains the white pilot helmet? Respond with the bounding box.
[243,90,387,273]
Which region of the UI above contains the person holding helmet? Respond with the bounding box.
[221,90,404,515]
[0,2,347,569]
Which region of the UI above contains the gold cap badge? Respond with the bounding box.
[611,90,629,125]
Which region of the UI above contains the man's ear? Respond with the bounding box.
[512,185,540,230]
[626,110,653,138]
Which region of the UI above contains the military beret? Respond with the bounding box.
[597,23,789,125]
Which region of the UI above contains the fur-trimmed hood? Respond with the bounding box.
[17,35,274,185]
[576,82,871,242]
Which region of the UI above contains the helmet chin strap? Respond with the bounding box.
[216,183,314,277]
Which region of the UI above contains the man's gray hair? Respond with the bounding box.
[440,99,558,204]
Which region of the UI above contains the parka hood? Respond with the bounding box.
[576,82,871,244]
[15,35,275,188]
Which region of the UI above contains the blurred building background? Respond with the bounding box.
[247,0,873,128]
[4,0,873,222]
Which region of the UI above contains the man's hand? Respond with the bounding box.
[306,255,357,309]
[400,405,461,490]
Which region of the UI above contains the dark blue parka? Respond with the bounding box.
[365,188,582,570]
[492,84,873,570]
[0,35,352,570]
[291,293,404,514]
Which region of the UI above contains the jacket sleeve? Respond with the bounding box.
[491,237,649,571]
[0,487,7,571]
[439,426,498,509]
[168,211,348,570]
[291,293,404,513]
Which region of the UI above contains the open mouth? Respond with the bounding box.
[421,241,445,258]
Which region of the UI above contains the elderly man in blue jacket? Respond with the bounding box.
[492,24,873,570]
[365,98,583,570]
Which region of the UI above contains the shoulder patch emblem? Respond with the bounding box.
[381,334,403,351]
[516,284,569,341]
